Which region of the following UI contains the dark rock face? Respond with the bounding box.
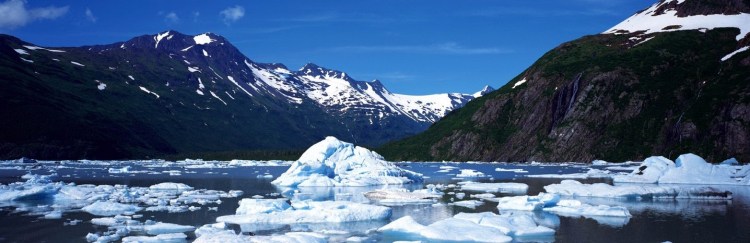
[379,28,750,162]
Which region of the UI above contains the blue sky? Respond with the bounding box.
[0,0,655,95]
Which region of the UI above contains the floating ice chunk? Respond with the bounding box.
[217,200,391,225]
[364,189,440,205]
[144,222,195,235]
[460,182,528,194]
[235,198,290,214]
[97,83,107,90]
[82,201,142,216]
[545,180,733,200]
[545,199,631,217]
[527,168,611,179]
[0,184,59,201]
[658,154,742,185]
[456,169,486,178]
[453,200,484,209]
[453,212,555,238]
[194,222,228,238]
[494,168,528,173]
[378,216,512,243]
[496,193,631,226]
[194,230,327,243]
[272,137,422,187]
[613,156,675,183]
[108,166,130,173]
[149,182,194,192]
[122,233,187,243]
[496,193,560,211]
[615,154,748,185]
[43,211,62,219]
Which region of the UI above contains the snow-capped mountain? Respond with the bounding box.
[0,30,488,159]
[114,30,484,124]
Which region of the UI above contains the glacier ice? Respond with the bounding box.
[272,137,422,187]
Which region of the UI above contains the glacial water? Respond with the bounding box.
[0,161,749,242]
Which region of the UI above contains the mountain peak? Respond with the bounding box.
[605,0,750,41]
[297,63,351,81]
[473,85,495,98]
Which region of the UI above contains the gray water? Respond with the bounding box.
[0,161,748,242]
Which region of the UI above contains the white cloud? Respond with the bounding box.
[220,5,245,25]
[85,8,96,23]
[0,0,69,29]
[164,11,179,24]
[324,42,511,55]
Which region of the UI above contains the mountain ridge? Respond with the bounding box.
[0,30,487,159]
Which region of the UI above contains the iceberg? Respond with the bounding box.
[496,193,632,226]
[272,137,422,187]
[453,212,555,238]
[455,169,486,178]
[121,233,187,243]
[545,180,733,200]
[148,182,194,192]
[216,199,392,225]
[527,168,612,179]
[194,230,327,243]
[378,216,513,243]
[453,200,484,209]
[81,201,142,216]
[614,154,750,185]
[364,189,440,205]
[459,182,529,194]
[144,222,195,235]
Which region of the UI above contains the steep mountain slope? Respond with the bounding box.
[0,31,483,159]
[379,0,750,163]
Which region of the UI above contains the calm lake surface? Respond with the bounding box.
[0,160,748,242]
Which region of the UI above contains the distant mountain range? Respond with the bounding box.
[379,0,750,162]
[0,31,491,159]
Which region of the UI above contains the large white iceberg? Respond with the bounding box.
[216,199,392,225]
[545,180,733,200]
[614,154,750,185]
[272,137,422,187]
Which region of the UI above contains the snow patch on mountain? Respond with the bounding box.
[193,34,216,45]
[721,46,749,61]
[154,31,171,49]
[605,0,750,41]
[139,86,160,99]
